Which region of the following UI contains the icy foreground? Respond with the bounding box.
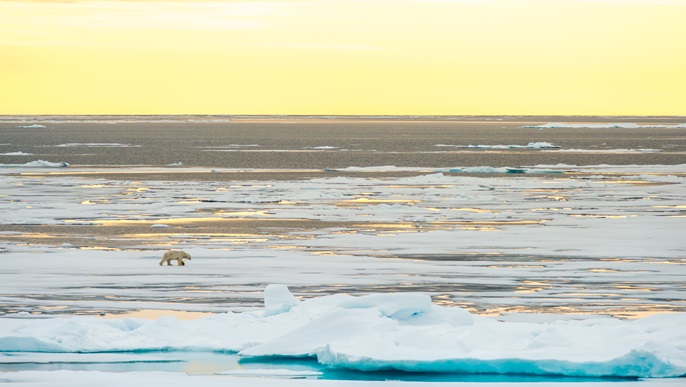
[1,285,685,379]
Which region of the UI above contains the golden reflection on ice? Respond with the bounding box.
[176,199,206,204]
[545,195,568,201]
[344,219,545,234]
[336,197,421,207]
[92,217,224,225]
[600,258,635,263]
[268,245,309,250]
[460,226,499,231]
[332,230,358,235]
[479,305,682,319]
[312,251,337,256]
[353,222,417,229]
[515,280,550,293]
[647,260,686,265]
[214,210,272,217]
[121,233,267,240]
[1,232,57,239]
[616,310,682,319]
[449,207,498,213]
[614,285,656,292]
[434,220,547,226]
[86,216,304,226]
[124,187,149,193]
[570,214,634,219]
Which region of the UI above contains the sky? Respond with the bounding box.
[1,0,685,115]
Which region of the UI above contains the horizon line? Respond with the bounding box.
[1,114,685,118]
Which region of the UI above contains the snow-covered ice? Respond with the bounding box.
[0,162,684,385]
[436,142,560,149]
[53,143,141,148]
[0,151,33,156]
[15,124,46,128]
[0,160,69,168]
[1,285,685,379]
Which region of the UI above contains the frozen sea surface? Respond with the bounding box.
[0,162,684,385]
[1,285,685,381]
[0,116,685,385]
[0,163,683,317]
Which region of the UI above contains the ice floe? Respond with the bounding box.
[54,143,140,148]
[436,142,560,149]
[0,160,69,168]
[524,123,686,129]
[305,146,341,150]
[555,148,662,153]
[0,151,33,156]
[15,124,46,128]
[1,285,684,379]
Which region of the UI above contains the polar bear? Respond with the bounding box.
[159,250,191,266]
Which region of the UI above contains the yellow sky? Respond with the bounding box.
[1,0,685,115]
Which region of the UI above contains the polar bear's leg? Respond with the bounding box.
[161,251,174,266]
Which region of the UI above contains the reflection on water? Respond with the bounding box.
[0,351,639,382]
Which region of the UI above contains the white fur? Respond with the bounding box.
[159,250,191,266]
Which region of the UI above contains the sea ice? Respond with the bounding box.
[51,143,142,148]
[523,122,686,129]
[0,163,684,384]
[305,146,341,150]
[15,124,46,128]
[264,284,301,316]
[0,151,33,156]
[1,286,684,378]
[0,160,69,168]
[459,142,560,149]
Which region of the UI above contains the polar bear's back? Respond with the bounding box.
[163,250,190,259]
